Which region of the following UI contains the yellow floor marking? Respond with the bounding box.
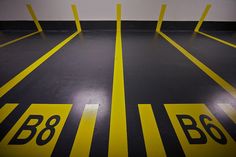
[0,4,42,48]
[193,4,236,48]
[156,4,166,33]
[0,103,18,123]
[0,104,72,157]
[197,31,236,48]
[26,4,42,32]
[70,104,99,157]
[218,103,236,124]
[0,31,79,98]
[108,4,128,157]
[159,32,236,98]
[71,4,82,33]
[0,31,40,48]
[138,104,166,157]
[156,4,236,97]
[194,4,211,32]
[165,104,236,157]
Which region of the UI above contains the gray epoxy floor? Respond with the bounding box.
[0,30,235,157]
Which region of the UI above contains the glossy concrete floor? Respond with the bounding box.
[0,30,236,157]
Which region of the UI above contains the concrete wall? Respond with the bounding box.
[0,0,235,21]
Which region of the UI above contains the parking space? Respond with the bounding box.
[0,31,73,86]
[0,31,115,157]
[122,31,236,156]
[0,28,236,157]
[165,31,236,86]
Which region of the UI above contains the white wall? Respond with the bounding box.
[0,0,235,21]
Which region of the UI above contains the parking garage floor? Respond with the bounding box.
[0,30,236,157]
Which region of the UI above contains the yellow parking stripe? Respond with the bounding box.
[108,4,128,157]
[159,32,236,98]
[194,4,236,48]
[155,4,236,98]
[26,4,42,32]
[71,4,82,33]
[0,4,42,48]
[70,104,99,157]
[197,31,236,48]
[194,4,211,32]
[138,104,166,157]
[156,4,166,33]
[0,31,40,48]
[0,103,18,123]
[0,4,83,98]
[0,31,78,98]
[116,4,121,32]
[218,103,236,124]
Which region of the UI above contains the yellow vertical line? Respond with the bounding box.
[138,104,166,157]
[26,4,42,32]
[156,4,167,33]
[108,3,128,157]
[116,4,121,32]
[0,31,79,98]
[218,103,236,124]
[71,4,82,33]
[70,104,99,157]
[194,4,211,32]
[0,103,18,123]
[158,32,236,98]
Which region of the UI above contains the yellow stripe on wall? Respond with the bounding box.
[71,4,82,33]
[194,4,211,32]
[156,4,167,33]
[26,4,42,32]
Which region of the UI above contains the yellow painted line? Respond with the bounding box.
[26,4,42,32]
[218,103,236,124]
[156,4,167,33]
[0,103,18,123]
[116,4,121,32]
[0,4,42,48]
[71,4,82,33]
[0,31,40,48]
[138,104,166,157]
[0,31,79,98]
[108,3,128,157]
[0,104,72,156]
[197,31,236,48]
[70,104,99,157]
[194,4,211,32]
[159,32,236,98]
[193,4,235,48]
